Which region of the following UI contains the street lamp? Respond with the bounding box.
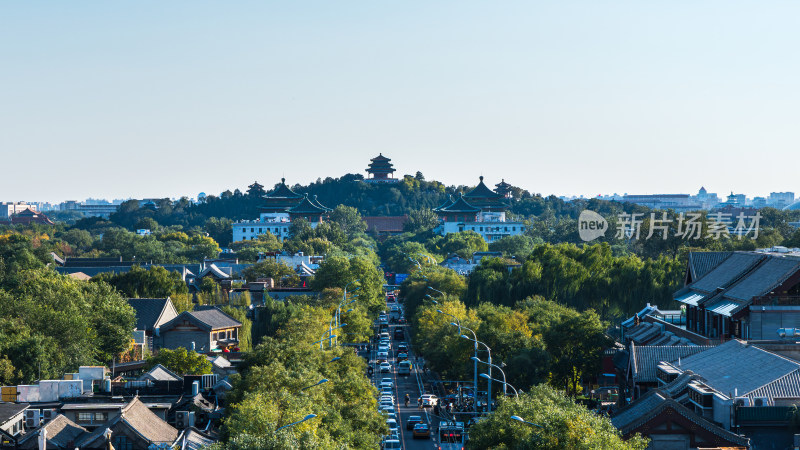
[299,379,328,392]
[510,415,543,429]
[423,294,438,305]
[472,356,512,397]
[480,373,518,398]
[461,334,493,412]
[327,357,341,363]
[276,413,318,431]
[427,286,446,297]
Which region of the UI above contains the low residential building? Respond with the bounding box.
[0,403,28,442]
[128,298,179,352]
[17,414,87,449]
[74,397,178,449]
[159,307,242,352]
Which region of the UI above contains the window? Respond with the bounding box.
[78,412,93,423]
[259,228,262,233]
[212,332,218,340]
[114,436,134,450]
[228,330,232,339]
[94,412,108,422]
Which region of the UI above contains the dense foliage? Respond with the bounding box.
[144,347,212,375]
[0,233,136,384]
[467,385,648,449]
[215,297,387,449]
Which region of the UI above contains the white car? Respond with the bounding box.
[386,419,398,432]
[377,351,389,362]
[383,439,401,449]
[381,377,393,385]
[380,381,393,389]
[380,362,392,373]
[419,394,438,407]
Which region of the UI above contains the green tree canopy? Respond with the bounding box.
[467,385,648,450]
[145,347,212,375]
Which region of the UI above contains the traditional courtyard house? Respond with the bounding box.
[0,403,28,443]
[674,251,800,340]
[127,298,179,352]
[615,339,800,449]
[158,307,242,352]
[17,414,88,449]
[74,397,178,449]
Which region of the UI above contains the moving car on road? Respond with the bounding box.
[412,423,430,439]
[406,415,423,430]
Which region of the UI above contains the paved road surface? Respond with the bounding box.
[371,321,439,450]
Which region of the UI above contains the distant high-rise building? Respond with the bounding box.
[768,192,794,209]
[0,202,37,221]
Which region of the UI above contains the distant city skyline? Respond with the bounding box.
[3,2,799,203]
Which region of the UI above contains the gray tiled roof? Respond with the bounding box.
[17,414,87,448]
[0,402,27,423]
[611,389,750,446]
[673,340,800,398]
[128,298,172,331]
[630,345,714,383]
[179,427,217,449]
[78,397,178,447]
[690,252,764,294]
[139,364,182,382]
[162,307,241,332]
[687,251,732,281]
[723,256,800,301]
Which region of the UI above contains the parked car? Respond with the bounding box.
[382,439,401,449]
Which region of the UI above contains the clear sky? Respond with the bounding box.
[2,1,799,203]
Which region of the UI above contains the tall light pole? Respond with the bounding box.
[461,334,493,412]
[330,281,359,348]
[473,356,510,397]
[443,320,479,415]
[480,373,518,398]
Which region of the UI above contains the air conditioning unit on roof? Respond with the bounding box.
[734,397,751,407]
[24,409,40,429]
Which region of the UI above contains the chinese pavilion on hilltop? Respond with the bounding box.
[494,179,513,198]
[365,154,399,183]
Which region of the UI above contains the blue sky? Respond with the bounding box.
[2,1,799,202]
